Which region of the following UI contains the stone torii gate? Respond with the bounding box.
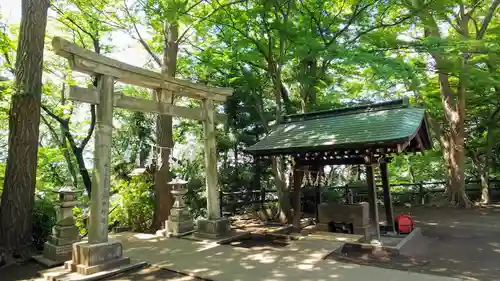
[51,37,233,276]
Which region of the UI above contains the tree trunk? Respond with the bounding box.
[267,59,293,222]
[152,21,177,231]
[271,157,292,222]
[0,0,49,257]
[471,153,489,204]
[444,118,470,207]
[417,6,471,208]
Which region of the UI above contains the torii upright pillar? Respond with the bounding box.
[64,75,132,277]
[194,98,231,239]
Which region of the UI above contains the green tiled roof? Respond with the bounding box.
[245,101,428,155]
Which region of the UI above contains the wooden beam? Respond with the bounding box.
[414,132,424,150]
[68,86,227,123]
[380,161,395,233]
[71,57,228,102]
[366,164,381,242]
[296,158,367,166]
[53,37,233,102]
[397,139,411,153]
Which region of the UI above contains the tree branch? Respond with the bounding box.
[0,25,15,74]
[347,12,415,45]
[213,0,269,60]
[41,104,67,126]
[79,104,96,149]
[184,0,206,14]
[52,5,97,42]
[40,114,64,147]
[41,104,78,149]
[327,1,376,47]
[177,0,247,43]
[477,0,500,39]
[122,0,162,66]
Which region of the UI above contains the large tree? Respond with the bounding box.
[407,0,500,207]
[0,0,50,258]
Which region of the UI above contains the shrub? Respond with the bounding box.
[32,196,57,250]
[109,177,154,232]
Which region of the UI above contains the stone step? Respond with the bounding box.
[40,260,147,281]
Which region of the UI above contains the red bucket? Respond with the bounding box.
[394,213,414,234]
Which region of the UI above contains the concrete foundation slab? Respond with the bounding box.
[341,227,424,256]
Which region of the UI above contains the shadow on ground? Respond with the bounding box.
[105,265,208,281]
[2,205,500,281]
[326,205,500,281]
[0,260,45,281]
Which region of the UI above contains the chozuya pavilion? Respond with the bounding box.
[244,98,432,244]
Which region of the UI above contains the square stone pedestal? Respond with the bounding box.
[65,240,130,276]
[167,207,194,237]
[156,207,195,237]
[194,218,231,239]
[34,225,81,267]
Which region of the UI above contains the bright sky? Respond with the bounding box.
[0,1,151,69]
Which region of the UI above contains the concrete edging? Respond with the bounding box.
[395,227,422,250]
[340,227,423,256]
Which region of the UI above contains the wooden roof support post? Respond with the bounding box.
[380,159,395,233]
[365,161,381,243]
[88,75,114,244]
[203,98,220,220]
[292,161,303,229]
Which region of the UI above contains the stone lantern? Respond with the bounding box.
[157,178,194,237]
[34,184,81,266]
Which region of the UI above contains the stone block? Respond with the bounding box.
[166,219,194,236]
[194,218,230,239]
[72,240,123,267]
[52,225,79,239]
[168,208,191,222]
[317,203,369,227]
[48,236,78,246]
[73,257,130,275]
[56,216,76,227]
[353,226,372,240]
[43,242,73,262]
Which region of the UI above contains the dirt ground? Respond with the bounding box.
[327,205,500,281]
[2,205,500,281]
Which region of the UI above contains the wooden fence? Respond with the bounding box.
[219,179,500,216]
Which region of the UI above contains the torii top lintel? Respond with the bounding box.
[51,36,234,102]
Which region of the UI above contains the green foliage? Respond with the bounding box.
[109,177,154,232]
[32,197,57,250]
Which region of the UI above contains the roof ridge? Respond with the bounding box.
[282,98,410,123]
